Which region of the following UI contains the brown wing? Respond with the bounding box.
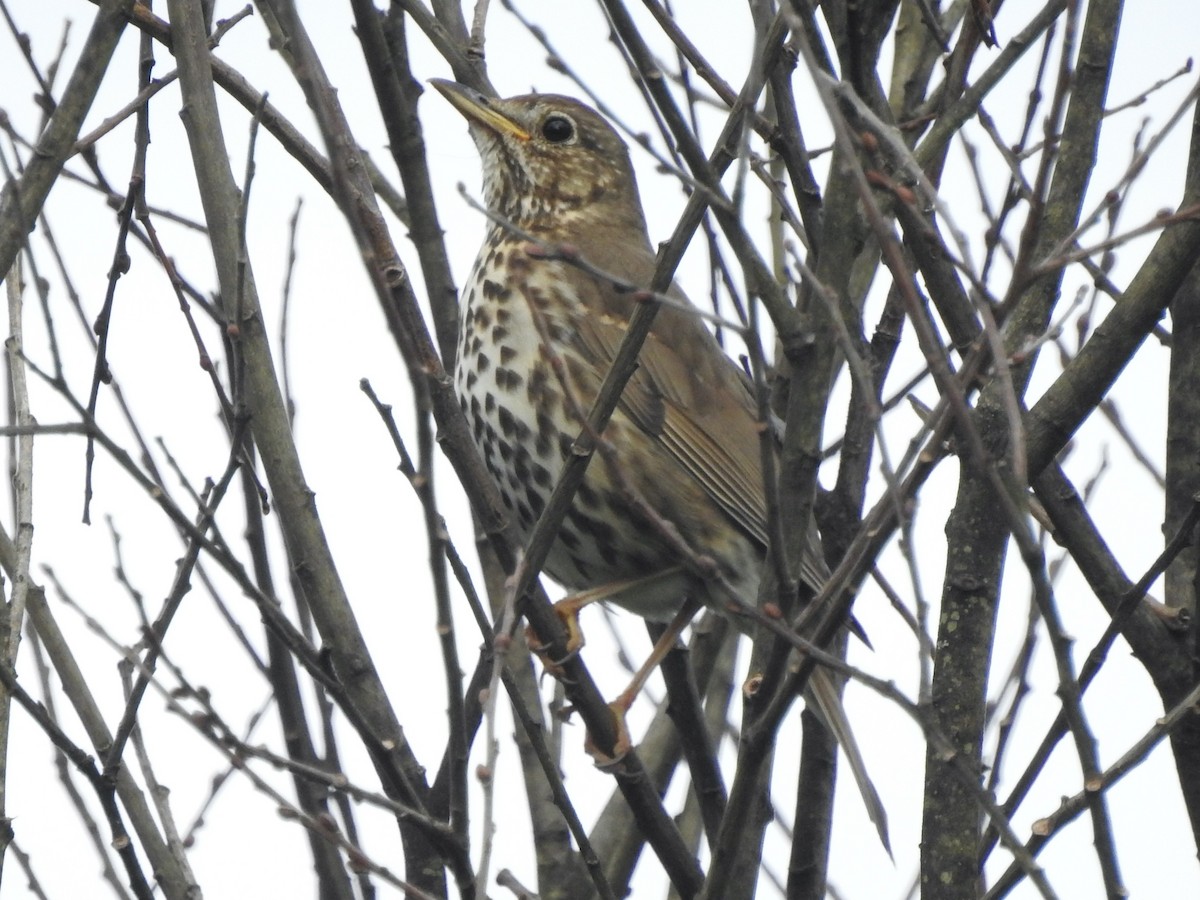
[562,237,770,550]
[562,242,890,847]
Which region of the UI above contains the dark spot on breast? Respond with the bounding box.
[535,433,553,457]
[470,397,483,439]
[577,482,599,508]
[500,345,517,364]
[516,500,534,525]
[584,516,617,545]
[498,406,516,438]
[473,305,491,328]
[564,511,592,549]
[513,454,529,483]
[526,488,545,518]
[484,392,496,413]
[597,540,619,566]
[480,420,496,446]
[482,279,504,299]
[527,364,549,402]
[498,440,513,462]
[559,527,580,550]
[496,367,523,391]
[531,462,551,487]
[470,336,483,355]
[496,307,511,323]
[466,371,478,389]
[476,352,490,372]
[492,325,509,343]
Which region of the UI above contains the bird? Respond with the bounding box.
[431,79,887,848]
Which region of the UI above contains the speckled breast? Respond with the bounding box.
[454,232,684,610]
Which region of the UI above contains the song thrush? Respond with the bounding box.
[432,80,886,845]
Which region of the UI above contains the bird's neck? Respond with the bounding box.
[482,165,649,239]
[491,201,651,251]
[491,198,646,235]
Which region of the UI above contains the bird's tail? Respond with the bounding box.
[807,669,892,857]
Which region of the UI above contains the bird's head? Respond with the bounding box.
[432,80,647,235]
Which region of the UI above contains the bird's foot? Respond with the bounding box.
[525,588,603,676]
[584,698,635,768]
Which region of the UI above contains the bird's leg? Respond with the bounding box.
[525,571,677,668]
[587,596,703,766]
[611,596,704,716]
[524,583,610,665]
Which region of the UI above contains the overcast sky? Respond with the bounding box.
[1,1,1198,897]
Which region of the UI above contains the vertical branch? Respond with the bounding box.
[923,1,1125,895]
[781,9,894,893]
[1163,257,1200,842]
[244,202,356,898]
[356,4,462,365]
[0,256,32,880]
[2,262,31,666]
[82,2,156,523]
[235,87,358,900]
[1164,267,1200,618]
[163,0,460,894]
[356,4,471,845]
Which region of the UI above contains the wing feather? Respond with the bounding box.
[569,280,770,550]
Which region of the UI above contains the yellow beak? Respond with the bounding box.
[430,79,531,141]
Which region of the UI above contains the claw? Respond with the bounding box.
[525,594,591,677]
[525,580,699,766]
[551,593,591,656]
[585,699,634,768]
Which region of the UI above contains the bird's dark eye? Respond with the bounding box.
[541,115,574,143]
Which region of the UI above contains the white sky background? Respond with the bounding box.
[0,0,1198,898]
